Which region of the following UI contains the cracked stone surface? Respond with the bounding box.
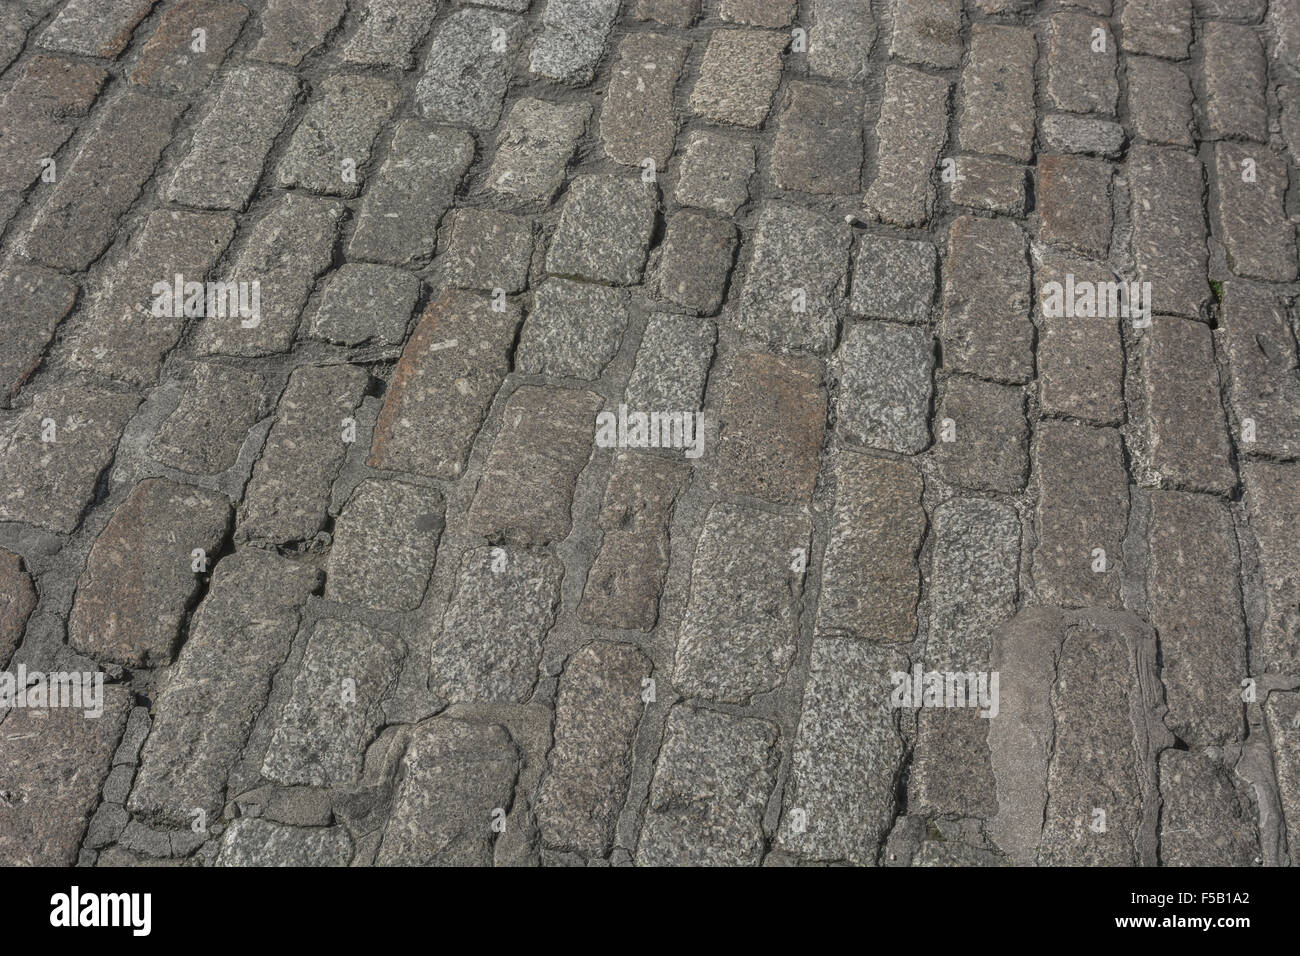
[0,0,1295,871]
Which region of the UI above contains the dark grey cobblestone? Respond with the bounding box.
[674,503,810,702]
[863,65,950,227]
[1045,13,1118,116]
[959,25,1037,164]
[486,98,589,205]
[1141,316,1236,495]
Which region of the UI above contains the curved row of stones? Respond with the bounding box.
[0,0,1298,866]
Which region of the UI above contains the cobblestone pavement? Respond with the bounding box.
[1,0,1298,868]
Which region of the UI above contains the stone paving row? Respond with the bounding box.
[0,0,1298,868]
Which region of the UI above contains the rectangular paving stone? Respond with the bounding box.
[934,375,1029,494]
[815,453,924,643]
[1214,144,1298,283]
[63,209,235,386]
[1143,316,1236,495]
[939,216,1033,384]
[959,24,1037,163]
[440,208,533,293]
[535,642,650,856]
[689,28,786,128]
[655,212,737,314]
[0,265,76,406]
[376,719,518,866]
[348,122,474,266]
[1147,491,1246,747]
[427,548,563,704]
[1242,461,1300,673]
[580,454,690,632]
[165,66,299,210]
[889,0,960,69]
[1202,21,1267,143]
[0,386,140,534]
[262,620,404,786]
[949,156,1027,216]
[369,291,520,480]
[864,65,950,227]
[1120,0,1191,60]
[485,97,590,205]
[637,706,777,866]
[833,321,932,455]
[325,479,444,612]
[771,81,862,195]
[1040,114,1125,158]
[276,76,400,197]
[11,54,109,117]
[1038,154,1112,260]
[306,263,420,347]
[848,236,935,322]
[928,498,1020,673]
[713,350,826,504]
[1158,750,1258,867]
[69,478,231,668]
[0,687,130,865]
[468,385,602,546]
[38,0,153,58]
[238,364,369,545]
[1032,248,1125,425]
[19,89,182,271]
[623,312,716,412]
[530,0,619,85]
[129,550,322,826]
[196,194,342,356]
[1126,56,1194,148]
[912,498,1021,819]
[733,202,850,354]
[415,9,522,128]
[1032,421,1127,607]
[674,130,754,215]
[150,362,267,474]
[1044,13,1118,115]
[600,33,689,169]
[1038,611,1160,865]
[1264,693,1300,857]
[0,549,37,666]
[1128,145,1209,320]
[985,606,1062,863]
[129,0,248,94]
[776,639,905,864]
[1219,282,1300,460]
[808,0,874,79]
[250,0,344,65]
[674,503,810,703]
[546,175,656,285]
[517,279,628,379]
[343,0,439,68]
[216,818,352,866]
